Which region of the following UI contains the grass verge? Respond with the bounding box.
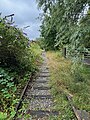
[46,51,90,120]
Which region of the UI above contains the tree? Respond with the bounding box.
[36,0,90,57]
[40,15,57,50]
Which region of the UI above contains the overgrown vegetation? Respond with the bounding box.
[1,0,90,119]
[0,15,42,119]
[47,51,90,119]
[36,1,90,118]
[36,0,90,58]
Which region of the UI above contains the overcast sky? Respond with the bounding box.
[0,0,41,40]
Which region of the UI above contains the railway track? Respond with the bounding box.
[15,52,90,120]
[15,52,59,120]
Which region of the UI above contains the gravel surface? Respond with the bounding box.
[17,52,59,120]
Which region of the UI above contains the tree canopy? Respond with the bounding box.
[37,0,90,56]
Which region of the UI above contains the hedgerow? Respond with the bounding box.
[0,15,42,119]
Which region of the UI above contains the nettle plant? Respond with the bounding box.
[0,68,18,119]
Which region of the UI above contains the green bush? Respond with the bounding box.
[0,17,31,72]
[0,16,42,119]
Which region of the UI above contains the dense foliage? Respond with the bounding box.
[0,17,35,72]
[37,0,90,56]
[0,15,42,119]
[40,15,57,50]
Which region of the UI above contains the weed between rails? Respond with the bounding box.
[46,51,90,119]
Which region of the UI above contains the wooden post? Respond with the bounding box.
[63,47,66,58]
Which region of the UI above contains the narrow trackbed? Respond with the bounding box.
[16,52,90,120]
[18,52,59,120]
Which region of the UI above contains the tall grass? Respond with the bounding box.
[46,51,90,119]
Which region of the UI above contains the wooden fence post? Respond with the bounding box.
[63,47,66,58]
